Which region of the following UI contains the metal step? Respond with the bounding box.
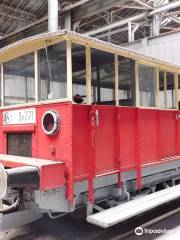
[87,184,180,228]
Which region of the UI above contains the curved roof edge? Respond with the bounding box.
[0,29,180,72]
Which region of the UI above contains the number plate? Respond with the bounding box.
[3,108,36,125]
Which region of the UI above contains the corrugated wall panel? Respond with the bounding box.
[126,31,180,66]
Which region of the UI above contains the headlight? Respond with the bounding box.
[42,110,60,135]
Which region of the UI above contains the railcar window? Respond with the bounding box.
[118,57,135,106]
[138,64,156,107]
[0,66,1,106]
[178,75,180,109]
[159,71,175,109]
[91,48,115,105]
[39,41,67,101]
[159,71,165,108]
[166,72,175,109]
[4,53,35,106]
[72,44,86,104]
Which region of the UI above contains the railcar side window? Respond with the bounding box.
[138,64,156,107]
[159,71,165,108]
[118,57,135,106]
[72,44,86,104]
[4,53,35,106]
[39,41,67,101]
[91,48,115,105]
[178,75,180,109]
[166,72,175,109]
[159,71,175,109]
[0,66,1,106]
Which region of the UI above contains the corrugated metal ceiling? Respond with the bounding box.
[0,0,180,45]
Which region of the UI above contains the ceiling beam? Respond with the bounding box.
[0,0,180,46]
[0,0,130,44]
[169,16,180,24]
[132,0,153,9]
[86,13,147,36]
[72,0,130,23]
[0,12,31,24]
[165,10,180,18]
[87,0,180,36]
[95,26,129,39]
[149,0,180,16]
[62,0,92,12]
[119,4,151,10]
[0,4,36,20]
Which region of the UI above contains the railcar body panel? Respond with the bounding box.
[0,103,179,192]
[72,104,180,179]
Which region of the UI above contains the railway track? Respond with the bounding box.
[1,198,180,240]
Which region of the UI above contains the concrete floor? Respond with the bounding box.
[129,211,180,240]
[1,200,180,240]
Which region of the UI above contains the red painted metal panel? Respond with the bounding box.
[0,155,65,190]
[158,110,177,159]
[88,105,96,203]
[72,104,89,178]
[119,107,136,169]
[139,109,158,164]
[0,102,72,196]
[0,102,179,197]
[40,163,65,190]
[115,107,122,188]
[2,125,36,133]
[94,106,116,175]
[72,105,180,190]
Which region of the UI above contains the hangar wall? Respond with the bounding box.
[126,30,180,66]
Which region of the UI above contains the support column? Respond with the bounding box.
[152,14,160,36]
[86,46,92,104]
[64,11,72,30]
[67,40,72,101]
[1,64,4,107]
[35,51,39,102]
[128,22,132,43]
[115,55,119,106]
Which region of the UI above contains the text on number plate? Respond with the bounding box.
[3,108,36,125]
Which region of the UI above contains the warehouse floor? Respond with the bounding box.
[1,201,180,240]
[0,212,106,240]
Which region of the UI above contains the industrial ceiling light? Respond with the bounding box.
[42,110,60,135]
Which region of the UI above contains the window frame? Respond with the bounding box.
[137,62,157,108]
[157,69,178,110]
[136,62,178,110]
[0,39,70,108]
[0,35,179,110]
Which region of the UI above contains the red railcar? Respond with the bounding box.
[0,31,180,229]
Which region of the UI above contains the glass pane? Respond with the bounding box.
[4,53,35,106]
[0,65,1,106]
[159,71,165,108]
[91,48,115,105]
[139,64,156,107]
[178,75,180,109]
[167,72,175,109]
[72,44,86,104]
[118,56,135,106]
[39,41,67,101]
